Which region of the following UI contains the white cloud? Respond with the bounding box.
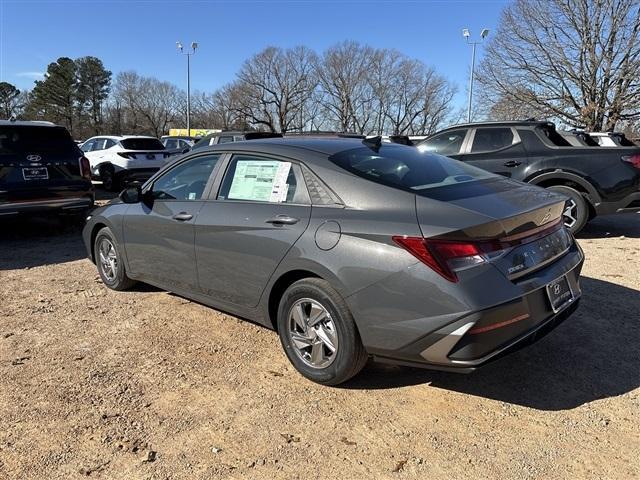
[15,71,45,80]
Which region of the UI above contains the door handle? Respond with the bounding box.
[503,160,522,167]
[265,215,299,225]
[172,212,193,221]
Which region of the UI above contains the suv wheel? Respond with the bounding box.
[100,165,119,192]
[94,227,136,290]
[277,278,368,385]
[546,185,588,234]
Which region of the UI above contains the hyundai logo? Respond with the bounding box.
[26,154,42,163]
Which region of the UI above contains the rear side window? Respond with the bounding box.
[329,145,496,194]
[152,154,220,201]
[0,126,77,155]
[537,125,571,146]
[218,136,235,144]
[120,138,165,150]
[470,128,514,153]
[218,156,309,204]
[420,129,467,155]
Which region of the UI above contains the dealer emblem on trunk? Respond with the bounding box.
[26,154,42,163]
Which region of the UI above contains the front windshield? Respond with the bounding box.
[329,144,497,193]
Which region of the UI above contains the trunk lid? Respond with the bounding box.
[415,177,570,279]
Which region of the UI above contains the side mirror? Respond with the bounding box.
[181,146,190,154]
[119,185,142,203]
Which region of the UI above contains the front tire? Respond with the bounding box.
[546,185,589,234]
[94,227,136,291]
[277,278,368,385]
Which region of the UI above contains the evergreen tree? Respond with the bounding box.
[76,56,111,135]
[0,82,22,119]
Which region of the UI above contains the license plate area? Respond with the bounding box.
[546,275,574,313]
[22,167,48,180]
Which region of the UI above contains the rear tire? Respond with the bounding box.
[546,185,589,234]
[94,227,136,291]
[100,165,120,192]
[277,278,368,385]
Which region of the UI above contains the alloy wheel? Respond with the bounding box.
[98,238,118,282]
[563,199,578,229]
[287,298,338,369]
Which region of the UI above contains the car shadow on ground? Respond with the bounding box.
[578,212,640,239]
[0,215,87,270]
[344,276,640,411]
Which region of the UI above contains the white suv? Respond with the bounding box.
[80,135,168,191]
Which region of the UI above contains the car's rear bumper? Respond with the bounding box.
[0,195,94,216]
[348,242,584,373]
[594,190,640,215]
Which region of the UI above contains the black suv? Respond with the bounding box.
[0,121,94,217]
[419,121,640,233]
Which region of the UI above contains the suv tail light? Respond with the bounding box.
[393,219,564,282]
[621,154,640,169]
[79,156,91,180]
[117,152,135,159]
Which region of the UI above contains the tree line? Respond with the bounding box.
[0,41,458,140]
[1,0,639,139]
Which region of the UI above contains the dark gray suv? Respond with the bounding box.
[83,137,584,385]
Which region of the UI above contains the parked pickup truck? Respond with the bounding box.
[418,120,640,233]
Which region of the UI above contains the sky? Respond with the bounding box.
[0,0,509,112]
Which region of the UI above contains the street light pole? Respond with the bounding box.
[463,29,489,123]
[177,41,198,136]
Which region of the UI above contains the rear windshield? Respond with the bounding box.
[0,126,77,155]
[120,138,165,150]
[329,145,496,193]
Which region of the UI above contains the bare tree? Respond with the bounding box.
[477,0,640,131]
[233,46,318,133]
[107,71,182,136]
[315,41,376,133]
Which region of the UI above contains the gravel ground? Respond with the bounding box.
[0,200,638,479]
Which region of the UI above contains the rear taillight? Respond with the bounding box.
[117,152,135,159]
[393,219,564,282]
[621,154,640,169]
[79,156,91,180]
[392,237,486,282]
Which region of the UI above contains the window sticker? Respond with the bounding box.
[227,160,292,202]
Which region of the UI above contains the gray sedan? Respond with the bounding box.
[83,137,584,385]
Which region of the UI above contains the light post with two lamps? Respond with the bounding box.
[176,41,198,136]
[462,28,489,122]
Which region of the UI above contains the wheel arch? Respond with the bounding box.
[89,222,109,263]
[527,170,600,218]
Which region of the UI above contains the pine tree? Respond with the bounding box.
[76,56,111,135]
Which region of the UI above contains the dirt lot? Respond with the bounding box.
[0,197,638,479]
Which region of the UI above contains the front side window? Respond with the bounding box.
[164,139,178,149]
[152,154,220,201]
[92,139,106,151]
[420,129,467,155]
[218,156,309,204]
[470,128,514,153]
[81,140,95,153]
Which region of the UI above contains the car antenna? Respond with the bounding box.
[362,135,382,150]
